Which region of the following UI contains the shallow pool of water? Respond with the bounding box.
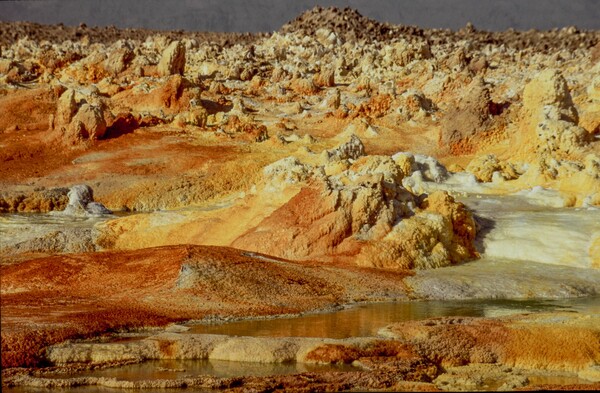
[187,297,600,338]
[6,298,599,393]
[50,358,356,381]
[3,359,355,393]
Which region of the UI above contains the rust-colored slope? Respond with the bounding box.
[1,245,411,368]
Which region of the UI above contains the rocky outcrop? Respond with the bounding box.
[519,69,590,155]
[319,87,341,110]
[289,78,319,95]
[104,43,134,75]
[262,157,314,190]
[65,103,107,142]
[323,134,365,162]
[580,74,600,135]
[439,76,499,154]
[52,89,107,145]
[110,74,201,117]
[0,188,69,213]
[396,90,436,121]
[157,40,186,77]
[233,150,476,269]
[355,191,477,270]
[312,68,335,88]
[466,154,520,182]
[55,88,77,125]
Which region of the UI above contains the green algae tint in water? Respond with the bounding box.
[187,297,600,338]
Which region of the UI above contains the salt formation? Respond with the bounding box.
[94,135,477,269]
[440,76,499,154]
[51,88,107,144]
[519,69,589,156]
[62,185,112,215]
[466,155,520,182]
[157,40,185,76]
[1,7,600,391]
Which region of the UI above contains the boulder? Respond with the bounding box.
[67,103,107,141]
[439,76,494,154]
[62,185,111,215]
[158,40,186,77]
[466,154,520,182]
[233,156,475,270]
[55,88,78,126]
[397,90,436,120]
[187,107,209,127]
[313,68,335,88]
[262,157,314,190]
[104,46,134,75]
[289,78,319,95]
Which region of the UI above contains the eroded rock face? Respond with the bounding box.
[233,147,477,269]
[355,191,477,270]
[396,90,436,121]
[91,136,476,270]
[440,76,497,154]
[110,74,200,117]
[313,67,335,88]
[262,156,314,190]
[52,89,108,145]
[157,40,186,76]
[519,69,589,155]
[66,103,107,142]
[104,43,134,75]
[55,88,77,125]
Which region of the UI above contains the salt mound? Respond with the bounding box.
[62,185,112,215]
[519,69,590,155]
[232,152,477,269]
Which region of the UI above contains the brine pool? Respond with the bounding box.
[185,296,600,338]
[5,296,599,393]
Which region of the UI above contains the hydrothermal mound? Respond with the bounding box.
[1,5,600,392]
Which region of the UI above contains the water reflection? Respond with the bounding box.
[2,360,355,393]
[188,297,600,338]
[47,359,355,381]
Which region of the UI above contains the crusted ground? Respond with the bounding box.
[1,6,599,392]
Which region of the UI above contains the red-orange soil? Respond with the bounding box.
[1,245,412,368]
